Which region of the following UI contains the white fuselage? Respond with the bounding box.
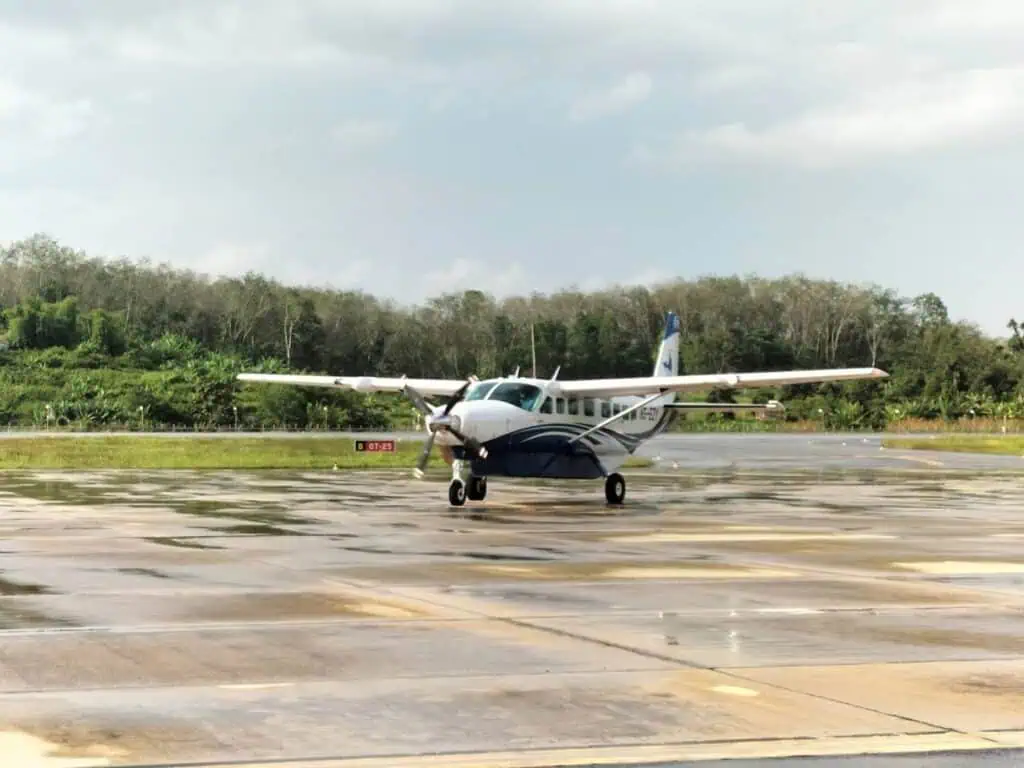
[425,376,670,475]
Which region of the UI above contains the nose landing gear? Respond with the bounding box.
[448,478,467,506]
[448,459,487,507]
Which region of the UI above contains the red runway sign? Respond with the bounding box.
[354,439,396,453]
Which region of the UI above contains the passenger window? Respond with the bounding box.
[541,397,553,414]
[583,398,594,417]
[556,398,565,414]
[601,401,611,418]
[568,398,579,415]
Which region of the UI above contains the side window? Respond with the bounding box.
[583,398,594,417]
[556,398,565,414]
[541,397,553,414]
[601,401,611,418]
[568,398,579,415]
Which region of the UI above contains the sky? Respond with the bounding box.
[0,1,1021,337]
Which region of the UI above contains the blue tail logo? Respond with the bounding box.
[653,311,680,379]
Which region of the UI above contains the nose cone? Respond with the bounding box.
[426,407,459,445]
[428,400,519,448]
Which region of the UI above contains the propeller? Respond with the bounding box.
[401,377,488,479]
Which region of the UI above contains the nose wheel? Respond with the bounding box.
[449,474,487,506]
[448,478,467,506]
[468,475,487,501]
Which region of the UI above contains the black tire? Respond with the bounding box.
[468,475,487,501]
[449,479,467,506]
[604,472,625,505]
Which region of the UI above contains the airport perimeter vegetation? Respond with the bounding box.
[2,233,1024,466]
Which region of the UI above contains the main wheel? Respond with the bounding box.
[467,475,487,501]
[448,478,467,506]
[604,472,625,505]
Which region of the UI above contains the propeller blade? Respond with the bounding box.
[448,427,489,460]
[413,430,436,479]
[443,379,472,414]
[401,383,434,416]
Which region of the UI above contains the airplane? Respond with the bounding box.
[236,311,888,507]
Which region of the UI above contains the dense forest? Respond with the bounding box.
[0,233,1020,433]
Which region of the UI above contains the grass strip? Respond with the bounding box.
[881,436,1024,455]
[0,436,653,470]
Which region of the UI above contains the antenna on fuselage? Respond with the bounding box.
[512,366,520,378]
[548,365,560,381]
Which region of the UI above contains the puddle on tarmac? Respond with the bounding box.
[927,575,1024,594]
[143,537,226,550]
[201,523,307,536]
[171,500,318,526]
[954,673,1024,697]
[0,576,52,595]
[341,559,799,583]
[445,503,666,525]
[117,568,171,579]
[0,601,78,629]
[339,545,556,561]
[446,586,602,608]
[844,619,1024,656]
[460,551,555,562]
[6,717,221,766]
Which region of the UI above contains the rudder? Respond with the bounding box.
[653,311,680,378]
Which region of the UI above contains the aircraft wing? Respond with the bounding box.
[551,367,888,398]
[236,373,467,397]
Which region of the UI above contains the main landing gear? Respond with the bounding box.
[604,472,626,505]
[446,463,625,507]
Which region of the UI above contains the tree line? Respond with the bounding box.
[0,233,1019,431]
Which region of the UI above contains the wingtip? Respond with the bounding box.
[873,368,889,378]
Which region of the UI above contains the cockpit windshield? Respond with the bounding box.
[487,382,543,411]
[464,379,499,401]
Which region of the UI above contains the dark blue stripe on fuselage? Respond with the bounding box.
[449,409,676,479]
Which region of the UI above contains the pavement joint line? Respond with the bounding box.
[317,580,988,740]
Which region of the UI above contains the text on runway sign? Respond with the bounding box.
[355,439,396,452]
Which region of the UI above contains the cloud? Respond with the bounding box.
[667,67,1024,169]
[1,0,1024,337]
[331,119,400,151]
[569,72,652,121]
[422,258,528,299]
[0,79,101,164]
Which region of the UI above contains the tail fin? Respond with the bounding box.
[653,311,680,378]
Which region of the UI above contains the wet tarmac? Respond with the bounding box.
[0,435,1023,765]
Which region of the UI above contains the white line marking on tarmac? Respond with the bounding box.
[711,685,760,697]
[218,682,295,690]
[892,560,1024,574]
